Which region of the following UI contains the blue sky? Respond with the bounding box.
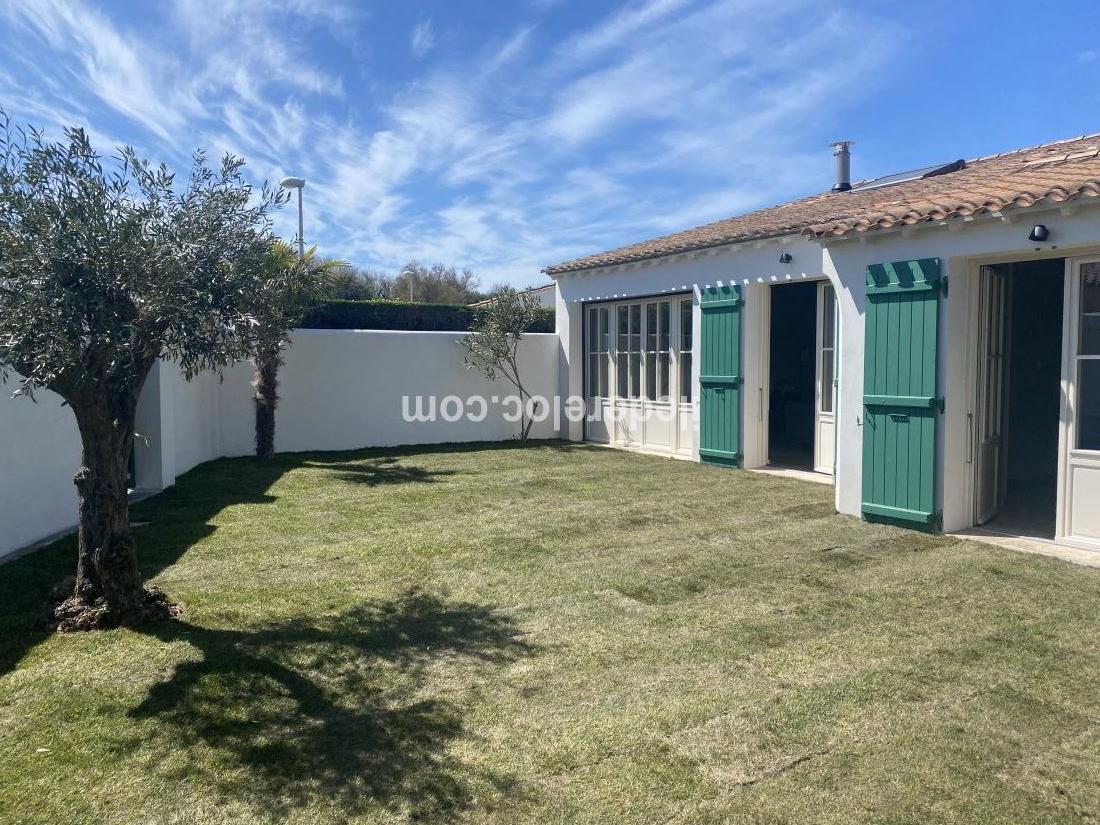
[2,1,1099,287]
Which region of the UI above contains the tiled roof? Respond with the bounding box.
[545,133,1100,275]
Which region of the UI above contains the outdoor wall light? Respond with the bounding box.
[1028,224,1050,243]
[778,252,793,264]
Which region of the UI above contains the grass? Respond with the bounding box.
[1,441,1098,824]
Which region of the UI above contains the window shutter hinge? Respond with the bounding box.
[940,276,948,296]
[937,397,945,413]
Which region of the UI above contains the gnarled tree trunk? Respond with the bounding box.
[253,345,279,460]
[53,394,144,629]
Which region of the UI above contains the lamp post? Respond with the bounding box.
[279,176,306,259]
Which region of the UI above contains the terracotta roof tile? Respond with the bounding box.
[545,133,1100,274]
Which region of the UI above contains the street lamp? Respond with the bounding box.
[279,176,306,259]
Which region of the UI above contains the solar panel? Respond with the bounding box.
[850,160,965,192]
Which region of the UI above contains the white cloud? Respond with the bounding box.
[485,25,536,73]
[560,0,692,63]
[5,0,197,141]
[411,18,436,58]
[0,0,899,286]
[287,0,898,283]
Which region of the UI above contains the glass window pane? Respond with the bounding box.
[587,353,599,399]
[1082,265,1100,355]
[1079,359,1100,450]
[599,308,609,351]
[821,350,834,413]
[629,353,641,398]
[617,353,628,397]
[645,353,656,399]
[821,285,836,347]
[659,352,670,401]
[680,352,692,403]
[680,300,692,350]
[659,301,670,351]
[599,357,608,397]
[630,304,641,336]
[646,303,657,351]
[587,308,597,353]
[1083,263,1100,310]
[617,306,628,351]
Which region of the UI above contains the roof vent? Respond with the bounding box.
[832,141,853,192]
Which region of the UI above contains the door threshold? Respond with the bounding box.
[952,527,1100,568]
[750,465,834,485]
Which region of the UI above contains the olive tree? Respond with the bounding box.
[460,286,545,441]
[251,241,340,460]
[0,116,281,630]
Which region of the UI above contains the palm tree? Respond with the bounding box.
[252,241,343,459]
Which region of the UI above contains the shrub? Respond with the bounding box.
[300,299,554,333]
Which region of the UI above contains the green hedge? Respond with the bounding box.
[300,300,554,333]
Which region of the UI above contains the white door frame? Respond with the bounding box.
[973,264,1008,524]
[959,249,1100,551]
[814,281,838,475]
[754,277,831,473]
[964,255,1062,535]
[744,283,770,469]
[1056,255,1100,550]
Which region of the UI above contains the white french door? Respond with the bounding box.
[584,295,693,454]
[639,300,674,449]
[974,266,1007,524]
[676,297,694,456]
[1057,257,1100,548]
[813,282,838,474]
[585,306,612,443]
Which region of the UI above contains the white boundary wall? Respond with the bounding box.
[1,329,560,559]
[0,384,82,556]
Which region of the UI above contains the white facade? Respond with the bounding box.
[554,201,1100,555]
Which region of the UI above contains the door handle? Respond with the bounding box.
[758,387,763,422]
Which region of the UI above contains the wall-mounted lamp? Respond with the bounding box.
[1028,224,1050,243]
[778,252,793,264]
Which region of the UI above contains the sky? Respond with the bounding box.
[2,1,1100,288]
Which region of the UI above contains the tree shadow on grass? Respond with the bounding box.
[294,439,588,462]
[302,456,459,487]
[0,456,290,678]
[0,440,571,677]
[123,589,537,821]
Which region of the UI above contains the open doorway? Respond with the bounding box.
[974,259,1064,539]
[768,281,817,469]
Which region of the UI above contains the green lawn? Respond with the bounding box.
[1,442,1098,824]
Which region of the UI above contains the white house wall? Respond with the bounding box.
[554,235,827,448]
[824,203,1100,529]
[554,236,833,490]
[554,203,1100,530]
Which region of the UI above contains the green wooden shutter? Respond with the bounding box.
[861,258,943,528]
[699,285,743,467]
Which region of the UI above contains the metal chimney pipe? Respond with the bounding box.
[832,141,853,192]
